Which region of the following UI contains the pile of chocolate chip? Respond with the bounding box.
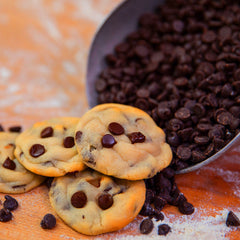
[95,0,240,234]
[95,0,240,171]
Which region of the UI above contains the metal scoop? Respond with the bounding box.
[86,0,240,174]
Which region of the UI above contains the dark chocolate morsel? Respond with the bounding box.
[140,218,154,234]
[101,134,117,148]
[8,126,22,133]
[29,144,45,157]
[3,195,18,211]
[128,132,145,144]
[97,193,113,210]
[71,191,87,208]
[40,213,56,229]
[158,224,171,236]
[108,122,124,135]
[0,208,12,222]
[2,157,16,170]
[87,178,101,188]
[226,211,240,227]
[41,127,53,138]
[178,201,194,215]
[63,136,75,148]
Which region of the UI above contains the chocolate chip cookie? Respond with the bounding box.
[75,104,172,180]
[0,132,45,193]
[49,169,146,235]
[14,117,85,177]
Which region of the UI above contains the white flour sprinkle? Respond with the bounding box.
[0,67,12,79]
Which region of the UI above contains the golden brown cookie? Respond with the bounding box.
[75,103,172,180]
[14,117,85,177]
[0,132,45,193]
[49,169,146,235]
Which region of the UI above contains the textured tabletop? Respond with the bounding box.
[0,0,239,239]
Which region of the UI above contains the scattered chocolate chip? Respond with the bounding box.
[101,134,117,148]
[40,214,56,229]
[8,126,22,133]
[41,127,53,138]
[75,131,83,142]
[158,224,171,236]
[3,195,18,211]
[63,136,75,148]
[108,122,124,135]
[128,132,145,144]
[226,211,240,227]
[2,157,16,170]
[178,201,194,215]
[30,144,45,157]
[97,193,113,210]
[0,208,12,222]
[140,218,154,234]
[71,191,87,208]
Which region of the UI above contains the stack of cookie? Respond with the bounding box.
[0,103,172,235]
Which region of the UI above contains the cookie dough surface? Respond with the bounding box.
[0,132,45,193]
[75,104,172,180]
[49,169,146,235]
[14,117,85,177]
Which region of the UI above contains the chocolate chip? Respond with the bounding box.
[40,214,56,229]
[191,150,206,163]
[63,136,75,148]
[194,136,209,145]
[0,209,12,222]
[87,178,101,188]
[97,193,113,210]
[3,195,18,211]
[226,211,240,227]
[71,191,87,208]
[178,201,194,215]
[101,134,117,148]
[176,146,191,161]
[30,144,45,157]
[108,122,124,135]
[139,203,156,217]
[8,126,22,133]
[0,124,4,132]
[167,132,180,147]
[41,127,53,138]
[157,107,172,120]
[166,118,183,132]
[135,45,149,57]
[2,157,16,170]
[153,196,167,211]
[128,132,145,144]
[202,30,216,43]
[158,224,171,236]
[139,218,154,234]
[75,131,82,142]
[154,209,164,221]
[216,112,233,125]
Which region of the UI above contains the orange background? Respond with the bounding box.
[0,1,239,239]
